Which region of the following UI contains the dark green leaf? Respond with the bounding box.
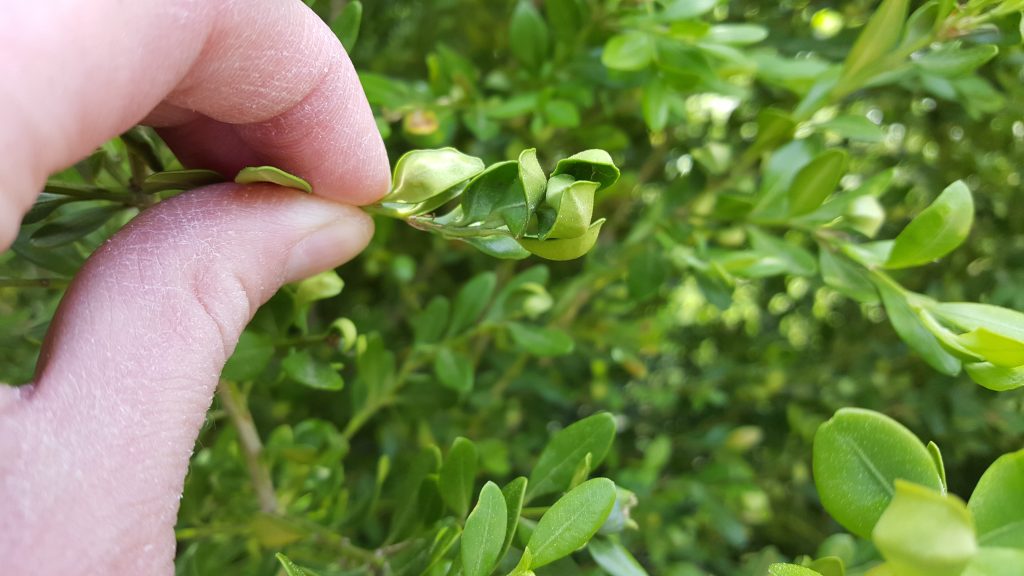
[462,482,508,576]
[510,0,549,70]
[30,205,125,248]
[331,0,363,50]
[527,412,616,501]
[412,296,450,344]
[641,80,670,132]
[434,347,475,393]
[788,150,848,216]
[527,478,617,569]
[506,322,574,357]
[222,331,274,382]
[819,248,878,303]
[747,227,818,277]
[886,180,973,269]
[282,348,344,390]
[142,169,223,193]
[813,408,944,539]
[500,477,528,559]
[447,272,497,337]
[440,437,478,517]
[551,150,620,191]
[916,45,999,77]
[837,0,910,91]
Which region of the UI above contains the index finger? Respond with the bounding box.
[0,0,389,248]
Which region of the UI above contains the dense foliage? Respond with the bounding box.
[3,0,1024,574]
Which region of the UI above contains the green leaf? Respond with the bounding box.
[968,449,1024,549]
[275,553,311,576]
[433,347,475,393]
[500,477,528,559]
[385,148,485,204]
[768,564,824,576]
[957,328,1024,367]
[502,148,548,238]
[641,80,670,133]
[819,115,885,142]
[544,99,581,128]
[440,437,479,518]
[235,166,312,193]
[872,481,977,576]
[588,537,650,576]
[30,205,125,248]
[222,330,274,382]
[927,441,948,493]
[527,478,617,569]
[412,296,450,344]
[458,161,521,226]
[930,303,1024,344]
[506,322,574,357]
[661,0,718,20]
[964,362,1024,392]
[517,218,606,261]
[538,177,598,240]
[819,247,878,303]
[141,168,223,193]
[281,348,344,390]
[510,0,549,70]
[813,408,944,539]
[463,482,508,576]
[748,108,797,157]
[747,227,818,277]
[461,235,532,260]
[962,547,1024,576]
[602,32,655,71]
[331,0,363,50]
[885,180,973,269]
[788,149,849,216]
[550,150,621,191]
[294,270,344,308]
[873,275,961,376]
[526,412,616,501]
[704,24,767,45]
[837,0,910,90]
[808,557,845,576]
[447,272,497,337]
[916,45,999,77]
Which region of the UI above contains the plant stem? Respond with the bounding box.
[217,380,279,515]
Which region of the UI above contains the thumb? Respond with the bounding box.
[0,185,372,574]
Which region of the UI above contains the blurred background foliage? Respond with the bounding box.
[2,0,1024,574]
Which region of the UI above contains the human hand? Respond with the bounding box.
[0,2,389,573]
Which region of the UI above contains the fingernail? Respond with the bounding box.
[283,203,373,282]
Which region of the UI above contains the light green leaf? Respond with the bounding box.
[510,0,549,70]
[500,477,528,559]
[928,441,948,493]
[962,547,1024,576]
[539,178,598,240]
[886,180,973,269]
[661,0,718,20]
[808,556,845,576]
[447,272,497,337]
[294,270,344,308]
[837,0,910,90]
[768,564,824,576]
[440,437,479,518]
[386,148,485,204]
[964,362,1024,392]
[747,227,818,277]
[968,449,1024,549]
[748,108,797,157]
[222,331,274,382]
[462,235,532,260]
[141,168,223,193]
[642,80,670,133]
[930,303,1024,344]
[463,482,508,576]
[433,347,475,393]
[235,166,312,193]
[517,218,606,261]
[957,328,1024,368]
[602,32,655,71]
[788,149,849,216]
[705,24,768,45]
[281,348,344,390]
[813,408,944,539]
[899,1,940,51]
[331,0,363,50]
[506,322,574,358]
[873,275,961,376]
[275,553,311,576]
[551,150,620,191]
[819,115,885,142]
[526,412,616,501]
[527,478,617,569]
[588,537,650,576]
[916,45,999,77]
[872,481,977,576]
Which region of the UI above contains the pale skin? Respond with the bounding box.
[0,1,390,573]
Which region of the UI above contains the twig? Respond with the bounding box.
[0,277,70,289]
[217,380,279,514]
